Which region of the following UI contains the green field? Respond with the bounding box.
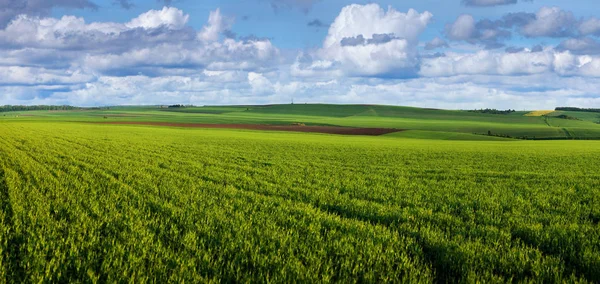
[1,105,599,282]
[3,104,600,139]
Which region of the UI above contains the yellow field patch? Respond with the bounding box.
[525,110,555,117]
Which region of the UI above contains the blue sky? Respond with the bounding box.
[1,0,600,109]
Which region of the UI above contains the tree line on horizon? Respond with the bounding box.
[555,107,600,113]
[0,105,110,112]
[468,108,516,115]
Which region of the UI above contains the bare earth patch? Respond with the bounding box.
[94,121,402,136]
[95,114,143,117]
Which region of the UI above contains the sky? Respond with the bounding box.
[1,0,600,109]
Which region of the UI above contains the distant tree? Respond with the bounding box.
[555,107,600,113]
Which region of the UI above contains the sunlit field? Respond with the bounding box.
[1,115,599,282]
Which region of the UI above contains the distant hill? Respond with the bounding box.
[3,104,600,140]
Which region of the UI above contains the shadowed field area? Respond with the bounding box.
[94,121,403,135]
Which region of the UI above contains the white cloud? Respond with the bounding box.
[520,7,577,37]
[0,0,98,28]
[1,3,600,110]
[248,72,274,95]
[579,17,600,36]
[199,8,231,42]
[126,7,189,30]
[557,38,600,55]
[425,37,449,50]
[323,4,431,48]
[0,66,92,85]
[0,11,194,51]
[446,15,476,41]
[311,4,432,77]
[420,48,600,78]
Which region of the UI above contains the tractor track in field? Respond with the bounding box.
[90,121,404,136]
[562,128,573,139]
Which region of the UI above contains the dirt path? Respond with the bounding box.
[93,121,402,136]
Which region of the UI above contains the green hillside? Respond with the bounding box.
[3,104,600,139]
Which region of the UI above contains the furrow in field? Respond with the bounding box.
[562,128,573,139]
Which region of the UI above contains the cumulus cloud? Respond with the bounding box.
[446,15,476,41]
[520,7,577,38]
[579,18,600,36]
[0,66,93,85]
[420,48,600,78]
[126,7,189,30]
[445,14,510,48]
[314,4,432,77]
[0,0,98,28]
[5,70,600,110]
[323,4,431,48]
[425,37,449,50]
[0,5,281,105]
[0,12,197,53]
[557,38,600,55]
[290,53,342,78]
[248,72,274,95]
[505,46,525,53]
[82,38,278,76]
[1,2,600,109]
[443,7,595,49]
[0,6,278,74]
[199,9,232,42]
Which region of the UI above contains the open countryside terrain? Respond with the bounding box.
[4,104,600,140]
[1,104,600,282]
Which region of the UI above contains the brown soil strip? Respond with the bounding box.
[94,121,402,136]
[95,114,142,117]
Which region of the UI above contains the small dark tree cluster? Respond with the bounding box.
[555,107,600,113]
[168,104,187,108]
[468,108,516,115]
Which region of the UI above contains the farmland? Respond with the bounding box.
[1,105,600,282]
[4,104,600,139]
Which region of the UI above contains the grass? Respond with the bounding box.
[1,104,600,282]
[4,104,600,139]
[549,111,600,124]
[384,130,514,141]
[0,121,599,282]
